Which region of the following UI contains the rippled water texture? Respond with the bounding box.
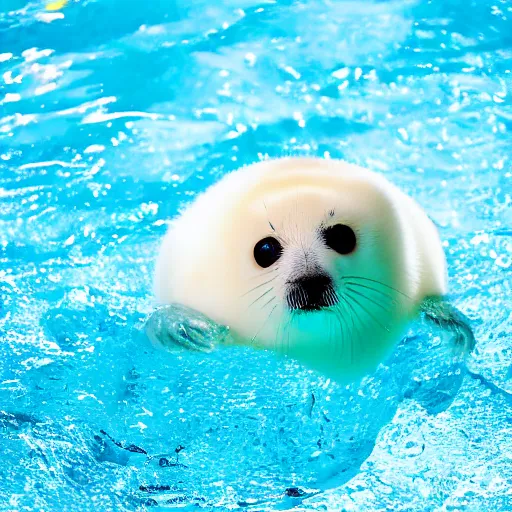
[1,0,511,510]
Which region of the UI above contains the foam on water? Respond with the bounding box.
[0,0,511,510]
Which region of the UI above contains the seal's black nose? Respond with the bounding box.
[286,273,338,312]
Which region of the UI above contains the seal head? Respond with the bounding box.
[154,158,447,381]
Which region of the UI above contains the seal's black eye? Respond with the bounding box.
[322,224,357,255]
[254,237,283,268]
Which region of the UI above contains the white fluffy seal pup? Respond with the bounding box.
[147,157,474,382]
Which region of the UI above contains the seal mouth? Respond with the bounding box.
[286,274,339,312]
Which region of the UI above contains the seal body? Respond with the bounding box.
[154,158,447,382]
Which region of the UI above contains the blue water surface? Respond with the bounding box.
[0,0,511,510]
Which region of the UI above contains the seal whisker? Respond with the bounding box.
[286,314,293,356]
[345,292,391,333]
[242,276,277,298]
[246,287,274,310]
[344,294,366,362]
[249,267,279,280]
[300,286,308,310]
[251,304,277,344]
[272,310,284,353]
[262,200,276,233]
[344,286,395,314]
[342,281,401,304]
[276,312,286,354]
[277,311,293,355]
[327,287,339,308]
[332,303,346,359]
[342,276,413,301]
[338,294,361,363]
[260,295,276,310]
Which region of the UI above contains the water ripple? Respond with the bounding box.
[0,0,511,509]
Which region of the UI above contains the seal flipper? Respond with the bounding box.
[145,304,230,353]
[419,296,475,354]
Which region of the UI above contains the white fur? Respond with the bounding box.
[154,158,447,382]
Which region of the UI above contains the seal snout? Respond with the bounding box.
[286,273,338,312]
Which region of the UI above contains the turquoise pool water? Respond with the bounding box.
[0,0,511,510]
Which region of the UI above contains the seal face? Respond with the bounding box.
[154,157,448,382]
